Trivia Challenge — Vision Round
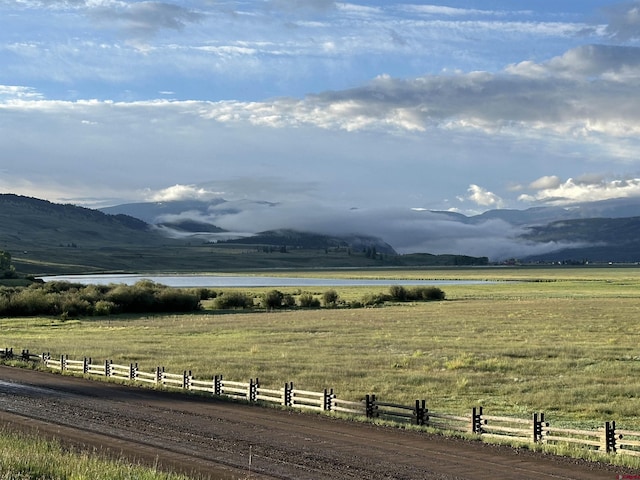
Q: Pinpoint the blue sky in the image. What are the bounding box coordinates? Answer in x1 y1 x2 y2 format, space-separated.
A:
2 1 640 256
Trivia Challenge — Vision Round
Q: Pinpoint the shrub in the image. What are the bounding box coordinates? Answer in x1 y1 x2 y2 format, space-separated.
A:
9 289 56 316
93 300 116 316
154 288 201 312
321 289 339 307
298 293 320 308
361 292 388 306
57 292 92 317
389 285 408 301
283 294 296 308
262 290 284 309
192 288 217 300
213 291 253 309
410 286 445 301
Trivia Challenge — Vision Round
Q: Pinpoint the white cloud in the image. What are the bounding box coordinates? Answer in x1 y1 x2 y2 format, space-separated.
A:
0 85 43 99
147 184 225 202
529 175 562 190
518 177 640 205
467 185 505 208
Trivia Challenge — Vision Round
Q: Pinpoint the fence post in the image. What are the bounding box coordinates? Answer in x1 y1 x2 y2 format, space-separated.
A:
129 363 137 381
155 366 162 384
414 400 427 426
182 370 190 390
284 382 293 407
604 421 617 453
323 389 334 411
21 349 29 361
249 378 258 402
60 355 67 371
105 359 111 377
214 375 222 396
365 394 378 419
533 412 544 442
83 357 88 374
472 406 483 434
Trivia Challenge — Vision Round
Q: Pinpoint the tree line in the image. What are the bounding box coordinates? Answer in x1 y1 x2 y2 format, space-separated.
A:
0 280 445 318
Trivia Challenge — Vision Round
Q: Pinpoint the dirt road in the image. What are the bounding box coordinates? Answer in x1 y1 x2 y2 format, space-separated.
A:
0 366 631 479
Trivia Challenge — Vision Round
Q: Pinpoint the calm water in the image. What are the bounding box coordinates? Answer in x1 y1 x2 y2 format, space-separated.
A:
39 274 492 288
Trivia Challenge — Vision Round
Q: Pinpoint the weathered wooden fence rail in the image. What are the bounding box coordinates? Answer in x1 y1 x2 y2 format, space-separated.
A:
2 347 639 458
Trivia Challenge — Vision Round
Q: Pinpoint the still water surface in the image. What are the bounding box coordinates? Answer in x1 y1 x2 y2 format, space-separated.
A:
39 274 492 288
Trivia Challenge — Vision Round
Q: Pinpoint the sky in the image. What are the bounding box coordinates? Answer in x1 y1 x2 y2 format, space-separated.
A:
2 0 640 258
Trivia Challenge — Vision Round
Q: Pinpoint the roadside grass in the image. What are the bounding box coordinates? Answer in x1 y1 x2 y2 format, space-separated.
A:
3 267 640 432
0 427 194 480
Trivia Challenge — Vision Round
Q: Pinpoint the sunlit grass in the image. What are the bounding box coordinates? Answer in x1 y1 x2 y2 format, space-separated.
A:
3 267 640 432
0 427 193 480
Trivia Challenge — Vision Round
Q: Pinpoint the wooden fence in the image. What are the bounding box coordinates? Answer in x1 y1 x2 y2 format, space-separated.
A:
2 347 640 457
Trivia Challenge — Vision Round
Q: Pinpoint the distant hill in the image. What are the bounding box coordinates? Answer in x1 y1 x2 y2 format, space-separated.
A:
519 217 640 263
101 195 640 264
221 229 397 255
0 194 156 247
0 194 489 274
0 194 184 274
434 197 640 226
7 193 640 272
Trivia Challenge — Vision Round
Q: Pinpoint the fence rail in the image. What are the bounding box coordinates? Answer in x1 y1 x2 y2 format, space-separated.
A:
2 347 639 458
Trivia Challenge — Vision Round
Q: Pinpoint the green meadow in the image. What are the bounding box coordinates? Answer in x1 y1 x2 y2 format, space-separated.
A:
3 266 640 432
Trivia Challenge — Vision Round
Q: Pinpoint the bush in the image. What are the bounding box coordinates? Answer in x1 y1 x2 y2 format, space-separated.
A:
9 289 56 316
262 290 284 309
213 291 253 309
389 285 408 301
93 300 116 316
283 294 296 308
298 293 320 308
57 292 92 317
410 286 445 301
321 289 339 307
154 288 201 312
361 292 388 306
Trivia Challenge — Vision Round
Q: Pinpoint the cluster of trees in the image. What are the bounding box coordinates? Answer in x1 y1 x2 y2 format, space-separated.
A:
360 285 445 306
211 285 445 311
0 280 445 318
0 280 202 318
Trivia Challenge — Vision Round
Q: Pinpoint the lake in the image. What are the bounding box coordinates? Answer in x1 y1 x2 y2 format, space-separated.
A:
39 274 493 288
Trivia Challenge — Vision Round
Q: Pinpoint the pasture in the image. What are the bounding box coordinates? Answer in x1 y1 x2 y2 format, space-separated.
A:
3 266 640 429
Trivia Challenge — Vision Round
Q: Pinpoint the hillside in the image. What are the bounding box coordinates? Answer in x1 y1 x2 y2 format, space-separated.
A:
0 194 488 275
520 217 640 263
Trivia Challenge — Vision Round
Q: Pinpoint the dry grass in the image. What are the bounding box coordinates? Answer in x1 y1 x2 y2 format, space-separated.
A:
4 267 640 431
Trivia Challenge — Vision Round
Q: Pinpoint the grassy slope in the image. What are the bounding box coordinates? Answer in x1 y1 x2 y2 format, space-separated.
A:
4 267 640 431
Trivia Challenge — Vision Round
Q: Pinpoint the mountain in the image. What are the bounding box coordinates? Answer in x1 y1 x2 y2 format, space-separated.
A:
519 216 640 263
434 198 640 226
6 193 640 273
3 194 488 275
100 196 640 264
221 229 397 255
0 194 156 246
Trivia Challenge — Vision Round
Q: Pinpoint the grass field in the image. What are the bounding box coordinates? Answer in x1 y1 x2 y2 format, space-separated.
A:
3 266 640 432
0 427 193 480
